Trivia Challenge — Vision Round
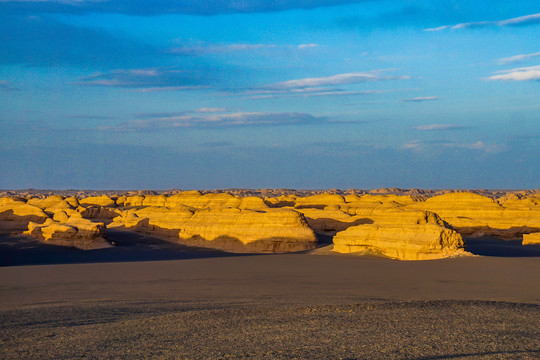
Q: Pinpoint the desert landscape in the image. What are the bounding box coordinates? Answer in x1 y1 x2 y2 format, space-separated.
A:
2 0 540 358
1 188 539 359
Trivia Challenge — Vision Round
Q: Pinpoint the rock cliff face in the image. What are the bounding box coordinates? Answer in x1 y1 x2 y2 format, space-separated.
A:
333 210 466 260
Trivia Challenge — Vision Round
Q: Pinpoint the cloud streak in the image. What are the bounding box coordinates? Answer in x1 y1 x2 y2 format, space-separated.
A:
241 71 410 99
487 65 540 81
413 124 467 131
104 111 329 131
0 80 19 91
404 140 503 153
402 96 438 102
498 52 540 65
263 72 409 90
425 12 540 31
74 67 214 90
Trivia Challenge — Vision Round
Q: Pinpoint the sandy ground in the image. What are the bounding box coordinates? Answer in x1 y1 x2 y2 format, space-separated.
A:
0 232 539 359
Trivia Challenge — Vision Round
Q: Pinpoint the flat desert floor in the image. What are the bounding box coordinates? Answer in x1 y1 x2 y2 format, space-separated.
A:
0 232 539 359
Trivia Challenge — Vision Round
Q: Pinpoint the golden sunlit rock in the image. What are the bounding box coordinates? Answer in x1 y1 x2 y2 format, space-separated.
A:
333 210 467 260
25 215 109 250
177 208 317 252
523 232 540 245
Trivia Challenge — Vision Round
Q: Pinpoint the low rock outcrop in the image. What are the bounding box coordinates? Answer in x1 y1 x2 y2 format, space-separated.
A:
0 201 49 231
26 215 110 250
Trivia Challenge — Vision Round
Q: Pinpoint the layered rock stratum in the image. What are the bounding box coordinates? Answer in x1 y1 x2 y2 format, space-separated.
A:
0 188 538 259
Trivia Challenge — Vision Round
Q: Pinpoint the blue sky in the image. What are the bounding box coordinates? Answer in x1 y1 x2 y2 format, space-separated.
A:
0 0 539 190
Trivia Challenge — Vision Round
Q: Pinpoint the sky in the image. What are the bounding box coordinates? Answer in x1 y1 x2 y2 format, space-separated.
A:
0 0 539 190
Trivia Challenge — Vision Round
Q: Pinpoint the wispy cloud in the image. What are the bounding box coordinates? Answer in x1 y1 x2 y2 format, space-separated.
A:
487 65 540 81
0 80 19 91
412 124 467 131
404 140 503 153
425 12 540 31
297 43 319 49
74 67 213 90
134 108 231 119
103 111 329 131
498 52 540 65
241 71 410 99
168 43 276 56
263 72 409 90
401 96 438 102
168 42 320 56
68 114 117 120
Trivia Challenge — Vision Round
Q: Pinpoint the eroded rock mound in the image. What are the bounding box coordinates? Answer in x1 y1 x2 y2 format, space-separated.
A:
177 208 317 252
333 210 467 260
26 215 110 250
0 201 49 231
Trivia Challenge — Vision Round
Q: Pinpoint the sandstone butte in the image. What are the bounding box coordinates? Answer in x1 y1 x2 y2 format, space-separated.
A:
332 209 466 260
0 189 538 259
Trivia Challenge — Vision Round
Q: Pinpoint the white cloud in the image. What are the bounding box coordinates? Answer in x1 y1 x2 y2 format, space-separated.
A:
425 12 540 31
403 140 503 153
413 124 466 131
239 70 410 99
401 96 438 102
297 43 319 49
265 72 406 90
450 141 503 153
74 67 211 90
498 52 540 65
104 111 328 131
169 43 276 55
487 65 540 81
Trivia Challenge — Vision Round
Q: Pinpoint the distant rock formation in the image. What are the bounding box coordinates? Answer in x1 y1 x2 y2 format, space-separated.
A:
2 189 539 258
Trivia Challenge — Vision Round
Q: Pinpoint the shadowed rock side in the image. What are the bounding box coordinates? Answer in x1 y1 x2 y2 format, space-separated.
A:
333 210 467 260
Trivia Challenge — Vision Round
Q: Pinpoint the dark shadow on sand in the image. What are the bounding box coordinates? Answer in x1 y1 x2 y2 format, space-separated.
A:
0 229 253 267
464 236 540 257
